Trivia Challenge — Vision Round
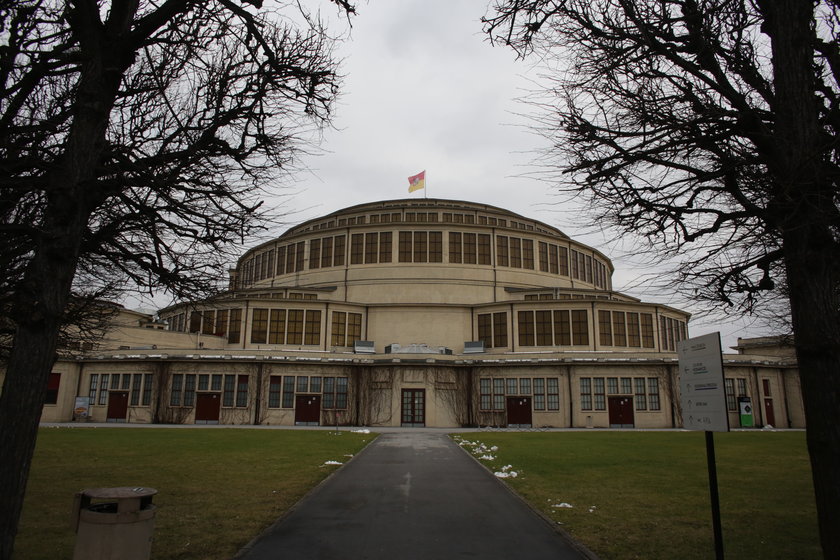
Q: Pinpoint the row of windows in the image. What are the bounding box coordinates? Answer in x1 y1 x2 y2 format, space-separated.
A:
301 209 553 233
170 374 249 407
88 374 154 406
598 310 656 348
170 306 685 351
479 377 561 411
268 376 348 409
237 230 610 288
580 377 661 411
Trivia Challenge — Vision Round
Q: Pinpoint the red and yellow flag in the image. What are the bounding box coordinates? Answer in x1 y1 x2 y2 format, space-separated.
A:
407 170 425 193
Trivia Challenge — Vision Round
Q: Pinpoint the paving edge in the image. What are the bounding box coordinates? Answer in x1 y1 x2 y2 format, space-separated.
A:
450 434 602 560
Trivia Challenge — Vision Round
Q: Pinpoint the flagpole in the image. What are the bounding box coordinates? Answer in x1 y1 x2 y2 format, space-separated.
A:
424 170 428 199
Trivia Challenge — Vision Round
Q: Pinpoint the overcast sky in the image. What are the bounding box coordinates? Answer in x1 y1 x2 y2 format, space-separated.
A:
141 1 773 348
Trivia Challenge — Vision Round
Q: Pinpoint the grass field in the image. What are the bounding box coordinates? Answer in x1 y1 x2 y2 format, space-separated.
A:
16 427 373 560
455 430 820 560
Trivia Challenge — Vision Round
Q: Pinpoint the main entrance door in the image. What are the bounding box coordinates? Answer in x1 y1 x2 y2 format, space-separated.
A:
106 392 128 422
195 393 221 424
401 389 425 427
608 396 634 428
295 394 321 426
763 398 776 427
506 397 533 428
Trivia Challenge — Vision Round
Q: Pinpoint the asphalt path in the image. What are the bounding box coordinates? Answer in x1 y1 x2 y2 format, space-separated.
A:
234 432 595 560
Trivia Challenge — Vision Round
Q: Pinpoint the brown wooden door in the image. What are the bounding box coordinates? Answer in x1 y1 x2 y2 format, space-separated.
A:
106 392 128 422
763 398 776 427
401 389 425 426
195 393 221 424
506 397 532 427
295 394 321 425
608 396 634 428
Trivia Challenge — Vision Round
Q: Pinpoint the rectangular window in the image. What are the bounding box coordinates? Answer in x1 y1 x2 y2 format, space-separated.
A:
449 232 462 263
522 239 534 269
336 377 348 409
304 310 321 345
170 374 183 406
593 377 606 410
211 374 222 391
725 378 736 411
580 377 592 411
463 233 477 264
380 232 392 263
550 310 568 346
269 309 286 344
518 310 535 346
506 378 518 395
480 378 492 411
334 235 346 266
414 231 427 263
310 238 321 269
613 312 627 346
321 237 333 268
478 234 491 265
331 311 347 346
130 374 142 406
429 231 443 262
547 378 560 411
236 375 249 407
510 237 522 268
497 236 509 266
572 310 589 346
648 378 660 410
276 246 286 275
351 233 364 264
198 374 209 391
287 310 304 345
493 378 505 411
323 377 335 409
627 312 641 347
189 311 201 333
215 309 229 338
536 310 552 345
296 376 309 393
223 375 235 407
539 242 549 272
558 246 569 276
184 374 196 407
228 308 242 344
477 313 492 348
399 231 412 262
533 378 545 410
142 374 153 405
251 308 268 344
621 377 633 394
295 241 305 272
635 378 647 411
493 312 508 348
99 374 110 405
607 377 619 394
282 376 295 408
520 378 532 394
269 376 282 408
311 376 322 393
599 310 612 346
641 313 654 348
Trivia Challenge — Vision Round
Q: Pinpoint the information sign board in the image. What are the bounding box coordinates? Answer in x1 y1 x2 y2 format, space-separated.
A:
678 332 729 432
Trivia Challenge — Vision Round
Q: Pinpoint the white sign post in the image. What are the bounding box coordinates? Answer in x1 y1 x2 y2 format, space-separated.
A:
678 332 729 432
678 332 728 560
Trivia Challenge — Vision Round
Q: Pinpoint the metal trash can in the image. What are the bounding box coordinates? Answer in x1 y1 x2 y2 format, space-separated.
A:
71 487 157 560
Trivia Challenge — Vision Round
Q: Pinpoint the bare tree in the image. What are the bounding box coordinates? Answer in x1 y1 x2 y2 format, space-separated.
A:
484 0 840 556
0 1 354 556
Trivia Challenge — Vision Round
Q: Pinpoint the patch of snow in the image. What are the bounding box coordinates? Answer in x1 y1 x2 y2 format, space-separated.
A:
351 429 371 434
323 460 343 465
552 503 574 509
478 454 496 461
588 506 597 513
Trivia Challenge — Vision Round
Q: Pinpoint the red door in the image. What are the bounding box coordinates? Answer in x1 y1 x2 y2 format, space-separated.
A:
763 398 776 427
195 393 221 424
295 395 321 425
608 396 634 428
106 392 129 422
506 397 533 427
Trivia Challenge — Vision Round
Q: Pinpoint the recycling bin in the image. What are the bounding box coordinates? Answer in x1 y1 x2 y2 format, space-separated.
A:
71 487 157 560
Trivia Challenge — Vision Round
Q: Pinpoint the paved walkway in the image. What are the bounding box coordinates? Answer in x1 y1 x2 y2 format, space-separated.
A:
234 432 595 560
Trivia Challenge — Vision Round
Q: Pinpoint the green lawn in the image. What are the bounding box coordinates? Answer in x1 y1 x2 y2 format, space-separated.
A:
455 431 820 560
17 427 373 560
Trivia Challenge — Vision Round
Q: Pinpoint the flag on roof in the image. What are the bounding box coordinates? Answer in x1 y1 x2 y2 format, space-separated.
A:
408 170 425 193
